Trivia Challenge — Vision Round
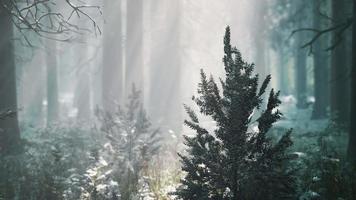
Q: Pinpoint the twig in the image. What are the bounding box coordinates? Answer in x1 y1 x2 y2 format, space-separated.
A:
0 0 102 42
290 18 353 52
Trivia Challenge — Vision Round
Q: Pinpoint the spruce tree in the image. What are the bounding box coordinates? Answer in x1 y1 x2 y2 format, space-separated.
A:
175 27 295 200
96 85 161 200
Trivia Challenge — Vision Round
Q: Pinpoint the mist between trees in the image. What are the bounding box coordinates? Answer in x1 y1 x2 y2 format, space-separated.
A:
0 0 355 199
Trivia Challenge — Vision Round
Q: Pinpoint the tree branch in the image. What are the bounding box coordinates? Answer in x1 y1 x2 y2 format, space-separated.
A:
0 0 102 43
290 18 353 53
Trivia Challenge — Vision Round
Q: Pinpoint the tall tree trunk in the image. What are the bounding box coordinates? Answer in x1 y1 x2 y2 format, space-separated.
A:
347 0 356 164
102 0 123 111
295 32 308 109
0 3 21 153
46 39 59 125
27 54 45 127
253 0 267 79
76 68 91 121
77 72 91 121
330 0 350 125
277 48 289 95
125 0 144 98
312 0 329 119
148 0 182 133
76 32 91 121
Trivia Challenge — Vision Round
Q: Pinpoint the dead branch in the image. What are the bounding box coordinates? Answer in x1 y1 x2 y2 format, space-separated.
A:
290 18 353 53
0 0 102 45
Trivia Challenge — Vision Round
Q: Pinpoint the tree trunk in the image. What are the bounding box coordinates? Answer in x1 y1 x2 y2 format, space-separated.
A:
76 34 91 121
148 0 182 133
295 32 308 109
253 0 268 79
76 70 91 121
102 0 123 111
27 55 45 127
330 0 350 125
125 0 144 98
347 0 356 164
0 3 21 153
23 42 46 127
312 0 329 119
277 48 289 95
46 38 59 125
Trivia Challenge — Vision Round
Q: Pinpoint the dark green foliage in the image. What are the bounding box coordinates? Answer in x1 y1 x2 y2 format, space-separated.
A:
297 124 356 200
0 124 100 200
175 27 296 200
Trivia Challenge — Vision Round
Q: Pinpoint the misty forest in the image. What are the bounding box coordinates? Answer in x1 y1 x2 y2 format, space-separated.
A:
1 0 356 199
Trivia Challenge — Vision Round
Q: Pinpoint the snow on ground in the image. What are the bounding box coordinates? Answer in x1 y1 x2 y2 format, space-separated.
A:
275 95 328 134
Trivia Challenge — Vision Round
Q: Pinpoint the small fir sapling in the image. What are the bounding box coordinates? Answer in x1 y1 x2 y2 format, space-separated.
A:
95 85 161 199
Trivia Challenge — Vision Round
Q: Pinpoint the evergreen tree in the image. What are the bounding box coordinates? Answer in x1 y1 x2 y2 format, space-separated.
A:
175 27 296 200
96 84 161 200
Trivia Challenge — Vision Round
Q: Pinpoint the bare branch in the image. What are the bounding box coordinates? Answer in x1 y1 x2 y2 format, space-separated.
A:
316 0 335 22
290 18 353 52
0 0 102 42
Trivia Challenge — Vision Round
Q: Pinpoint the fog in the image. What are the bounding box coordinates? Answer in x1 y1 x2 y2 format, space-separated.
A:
1 0 355 199
17 0 266 133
